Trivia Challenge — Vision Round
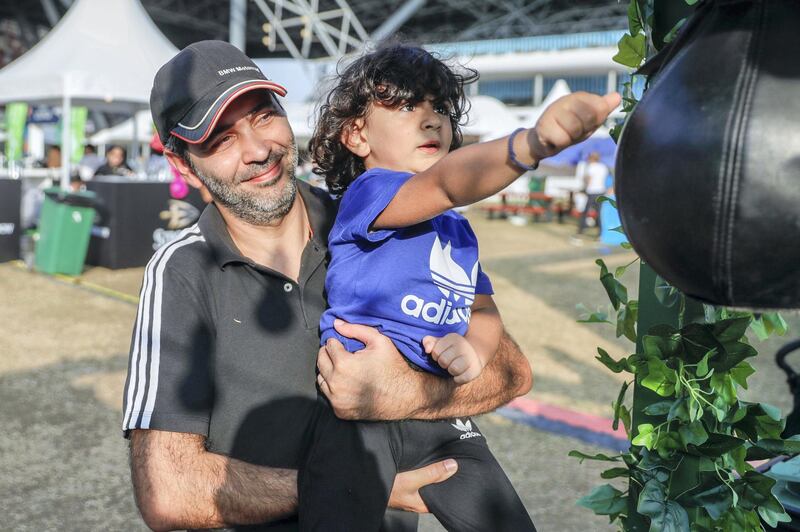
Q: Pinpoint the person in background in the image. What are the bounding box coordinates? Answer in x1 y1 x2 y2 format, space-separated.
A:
44 145 61 168
93 144 133 177
576 151 610 237
79 144 104 172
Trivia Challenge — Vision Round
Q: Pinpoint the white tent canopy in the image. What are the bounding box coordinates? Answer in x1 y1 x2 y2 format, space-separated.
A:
90 110 154 146
0 0 178 186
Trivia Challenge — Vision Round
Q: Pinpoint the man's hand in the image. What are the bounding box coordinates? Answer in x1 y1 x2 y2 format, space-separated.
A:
525 91 621 161
422 333 484 384
318 320 531 421
317 319 413 420
388 460 458 513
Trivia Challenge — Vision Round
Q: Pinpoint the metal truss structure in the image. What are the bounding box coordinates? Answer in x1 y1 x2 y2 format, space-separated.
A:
1 0 627 66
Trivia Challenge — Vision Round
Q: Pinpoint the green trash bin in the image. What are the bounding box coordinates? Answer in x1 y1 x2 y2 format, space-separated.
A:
34 187 97 275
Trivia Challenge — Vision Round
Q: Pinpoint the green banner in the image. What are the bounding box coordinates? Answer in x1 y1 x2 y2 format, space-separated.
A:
4 102 28 162
70 106 88 163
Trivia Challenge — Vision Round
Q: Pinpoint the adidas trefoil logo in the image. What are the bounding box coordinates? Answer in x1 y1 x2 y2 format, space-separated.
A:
430 236 478 305
451 418 481 440
400 236 477 325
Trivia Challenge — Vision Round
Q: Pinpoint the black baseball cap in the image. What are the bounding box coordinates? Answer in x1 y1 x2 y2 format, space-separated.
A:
150 40 287 145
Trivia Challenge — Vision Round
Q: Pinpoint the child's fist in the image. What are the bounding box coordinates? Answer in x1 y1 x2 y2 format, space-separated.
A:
527 91 621 160
422 333 484 385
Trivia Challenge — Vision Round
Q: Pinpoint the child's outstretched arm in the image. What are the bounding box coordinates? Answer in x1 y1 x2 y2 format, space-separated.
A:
373 91 621 229
422 295 502 384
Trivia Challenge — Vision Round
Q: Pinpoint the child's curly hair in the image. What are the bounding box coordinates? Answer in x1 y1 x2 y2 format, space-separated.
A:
310 42 478 196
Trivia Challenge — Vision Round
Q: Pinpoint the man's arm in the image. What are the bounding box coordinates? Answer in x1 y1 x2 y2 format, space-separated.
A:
129 429 297 531
317 320 532 420
130 429 458 530
373 92 620 230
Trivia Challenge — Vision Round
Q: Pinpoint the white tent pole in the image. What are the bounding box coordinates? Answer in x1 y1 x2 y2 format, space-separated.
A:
230 0 247 51
131 107 139 168
61 75 72 190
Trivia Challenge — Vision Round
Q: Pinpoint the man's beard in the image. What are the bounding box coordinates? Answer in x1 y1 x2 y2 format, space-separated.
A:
190 141 299 226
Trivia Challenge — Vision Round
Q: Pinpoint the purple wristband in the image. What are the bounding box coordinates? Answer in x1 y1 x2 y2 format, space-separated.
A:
508 128 538 172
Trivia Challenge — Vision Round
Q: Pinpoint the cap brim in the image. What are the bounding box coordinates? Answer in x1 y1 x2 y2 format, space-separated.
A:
171 79 287 144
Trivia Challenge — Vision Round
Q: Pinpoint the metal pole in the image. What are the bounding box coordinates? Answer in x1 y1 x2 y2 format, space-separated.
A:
131 108 140 172
370 0 426 42
60 77 71 190
230 0 247 51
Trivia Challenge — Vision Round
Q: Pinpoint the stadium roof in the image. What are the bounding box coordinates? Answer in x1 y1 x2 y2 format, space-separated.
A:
1 0 627 65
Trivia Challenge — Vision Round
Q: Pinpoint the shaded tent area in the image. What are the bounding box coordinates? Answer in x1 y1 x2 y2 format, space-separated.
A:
0 0 177 187
541 134 617 172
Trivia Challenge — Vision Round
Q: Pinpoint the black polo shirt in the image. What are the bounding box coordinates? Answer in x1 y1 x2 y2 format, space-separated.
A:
122 180 338 471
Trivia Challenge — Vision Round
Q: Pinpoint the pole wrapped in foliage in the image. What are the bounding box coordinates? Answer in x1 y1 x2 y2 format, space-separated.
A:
572 1 797 530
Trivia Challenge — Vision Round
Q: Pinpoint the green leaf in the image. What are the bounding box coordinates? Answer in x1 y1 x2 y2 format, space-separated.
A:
632 423 657 450
745 313 786 341
613 33 647 68
710 373 737 406
618 404 632 436
612 381 630 431
616 300 638 343
759 402 783 421
597 259 628 310
692 432 744 457
642 357 677 397
654 275 681 308
568 450 622 463
637 479 690 532
763 312 789 337
621 241 633 250
713 317 752 344
730 361 755 389
684 483 733 521
749 317 768 341
595 347 632 373
711 341 757 373
678 421 708 447
627 0 643 35
576 303 612 325
668 397 691 422
600 467 630 480
730 445 750 476
680 324 721 364
662 18 687 45
642 325 681 359
695 350 713 377
733 403 783 440
734 471 776 511
758 504 791 528
656 431 683 459
643 400 673 416
687 394 704 423
718 507 761 530
597 195 617 209
577 484 627 515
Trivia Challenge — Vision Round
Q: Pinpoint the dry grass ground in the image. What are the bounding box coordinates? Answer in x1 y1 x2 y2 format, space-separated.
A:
1 209 797 531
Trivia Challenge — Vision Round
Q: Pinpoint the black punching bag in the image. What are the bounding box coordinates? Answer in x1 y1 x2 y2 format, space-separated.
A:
616 0 800 309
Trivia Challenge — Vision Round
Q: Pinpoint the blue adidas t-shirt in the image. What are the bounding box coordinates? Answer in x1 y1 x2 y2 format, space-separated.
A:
320 168 493 376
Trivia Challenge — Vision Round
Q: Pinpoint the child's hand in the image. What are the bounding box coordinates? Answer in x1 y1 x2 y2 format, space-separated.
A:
527 91 621 160
422 333 484 385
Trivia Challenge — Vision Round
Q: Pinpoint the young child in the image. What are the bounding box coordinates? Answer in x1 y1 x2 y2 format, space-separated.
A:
300 44 619 531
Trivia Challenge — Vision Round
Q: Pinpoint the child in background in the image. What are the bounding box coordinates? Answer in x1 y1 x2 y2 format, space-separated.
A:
300 43 619 531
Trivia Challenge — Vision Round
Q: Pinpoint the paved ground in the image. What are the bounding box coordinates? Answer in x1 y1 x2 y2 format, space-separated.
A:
1 211 797 531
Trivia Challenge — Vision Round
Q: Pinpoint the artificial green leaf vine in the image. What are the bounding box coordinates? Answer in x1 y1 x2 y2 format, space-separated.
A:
572 1 795 530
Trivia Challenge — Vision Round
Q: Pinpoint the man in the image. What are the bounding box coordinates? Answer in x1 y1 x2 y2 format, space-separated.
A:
122 40 532 531
576 151 610 237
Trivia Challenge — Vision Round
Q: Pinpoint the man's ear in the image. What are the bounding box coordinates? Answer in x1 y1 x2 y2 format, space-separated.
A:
340 118 370 158
165 150 203 189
